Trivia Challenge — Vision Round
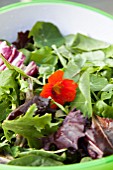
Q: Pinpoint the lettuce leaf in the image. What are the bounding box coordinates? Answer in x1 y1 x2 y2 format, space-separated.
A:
8 150 64 166
2 104 59 148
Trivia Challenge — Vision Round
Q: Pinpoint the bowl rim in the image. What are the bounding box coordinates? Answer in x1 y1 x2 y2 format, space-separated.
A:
0 0 113 21
0 0 113 169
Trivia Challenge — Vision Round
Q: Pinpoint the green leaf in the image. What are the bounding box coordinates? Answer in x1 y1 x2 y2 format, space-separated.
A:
103 44 113 58
101 91 112 101
0 53 28 78
64 60 80 82
0 69 20 119
101 84 113 92
80 157 92 162
2 104 59 148
0 101 11 121
74 50 106 67
29 21 64 47
52 45 67 68
93 100 113 118
30 46 57 65
70 88 87 114
78 71 92 117
19 48 31 65
8 150 64 166
0 53 43 85
39 64 55 77
71 33 109 51
90 74 108 91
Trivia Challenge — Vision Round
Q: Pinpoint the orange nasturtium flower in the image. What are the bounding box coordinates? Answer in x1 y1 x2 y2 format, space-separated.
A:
40 70 78 108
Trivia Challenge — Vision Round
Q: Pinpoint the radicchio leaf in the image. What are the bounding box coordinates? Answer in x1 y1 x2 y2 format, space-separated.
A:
0 41 38 76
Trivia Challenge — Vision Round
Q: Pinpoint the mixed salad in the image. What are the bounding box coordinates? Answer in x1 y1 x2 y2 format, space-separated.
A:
0 21 113 166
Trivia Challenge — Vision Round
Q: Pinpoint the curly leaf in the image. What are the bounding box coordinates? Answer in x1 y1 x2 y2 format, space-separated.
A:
2 104 59 148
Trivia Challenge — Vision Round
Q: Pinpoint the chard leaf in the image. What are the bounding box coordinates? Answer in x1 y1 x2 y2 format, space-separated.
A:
29 22 64 47
2 104 59 148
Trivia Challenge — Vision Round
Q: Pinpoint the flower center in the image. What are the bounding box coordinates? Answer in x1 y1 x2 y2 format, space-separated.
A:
52 82 62 95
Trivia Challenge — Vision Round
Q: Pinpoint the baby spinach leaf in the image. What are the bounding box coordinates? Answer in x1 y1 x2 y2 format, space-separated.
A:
29 22 64 47
71 33 109 51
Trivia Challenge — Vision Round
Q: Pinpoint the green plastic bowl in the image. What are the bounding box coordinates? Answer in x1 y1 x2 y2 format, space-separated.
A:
0 0 113 169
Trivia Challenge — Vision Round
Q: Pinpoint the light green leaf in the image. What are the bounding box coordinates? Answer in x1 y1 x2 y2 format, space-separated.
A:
90 74 108 91
79 71 92 117
8 150 64 166
2 104 59 148
71 33 109 51
64 60 80 82
30 46 58 65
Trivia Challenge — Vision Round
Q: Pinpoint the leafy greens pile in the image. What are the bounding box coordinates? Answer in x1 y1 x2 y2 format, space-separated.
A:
0 21 113 166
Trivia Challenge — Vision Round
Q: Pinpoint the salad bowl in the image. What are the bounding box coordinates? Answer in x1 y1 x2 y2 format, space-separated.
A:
0 0 113 170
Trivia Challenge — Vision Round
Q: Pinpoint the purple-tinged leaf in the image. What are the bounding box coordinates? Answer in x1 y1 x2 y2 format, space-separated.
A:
12 31 33 49
53 109 87 149
85 115 113 158
24 61 38 76
7 95 53 120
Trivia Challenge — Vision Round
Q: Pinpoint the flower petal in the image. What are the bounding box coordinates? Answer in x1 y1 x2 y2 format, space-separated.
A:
50 79 78 105
61 79 78 102
40 70 78 108
40 83 52 98
48 70 64 84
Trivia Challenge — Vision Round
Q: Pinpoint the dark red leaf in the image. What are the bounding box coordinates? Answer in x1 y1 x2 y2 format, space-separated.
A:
85 115 113 158
53 109 87 149
12 31 33 49
7 95 55 120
